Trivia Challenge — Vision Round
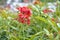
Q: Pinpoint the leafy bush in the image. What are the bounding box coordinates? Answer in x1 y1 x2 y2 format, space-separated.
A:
0 3 60 40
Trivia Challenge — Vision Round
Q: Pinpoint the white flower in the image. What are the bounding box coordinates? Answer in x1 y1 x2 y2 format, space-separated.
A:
7 0 11 4
47 3 56 12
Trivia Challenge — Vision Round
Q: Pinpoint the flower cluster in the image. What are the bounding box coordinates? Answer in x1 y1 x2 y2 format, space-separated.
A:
17 7 31 25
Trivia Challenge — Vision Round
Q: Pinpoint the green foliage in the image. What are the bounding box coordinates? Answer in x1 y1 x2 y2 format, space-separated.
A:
41 0 57 2
0 3 60 40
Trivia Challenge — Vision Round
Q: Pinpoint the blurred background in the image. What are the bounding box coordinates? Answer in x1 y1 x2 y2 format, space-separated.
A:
0 0 59 5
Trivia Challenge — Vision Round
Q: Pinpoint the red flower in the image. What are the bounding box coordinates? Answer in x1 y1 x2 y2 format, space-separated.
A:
21 19 25 23
17 7 31 25
27 18 30 25
24 15 29 18
43 9 52 13
52 18 55 21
